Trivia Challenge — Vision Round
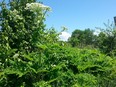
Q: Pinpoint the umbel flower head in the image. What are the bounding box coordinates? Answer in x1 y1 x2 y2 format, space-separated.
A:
25 2 51 12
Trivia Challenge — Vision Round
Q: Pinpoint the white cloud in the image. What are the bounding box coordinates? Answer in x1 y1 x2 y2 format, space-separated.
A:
59 32 71 41
94 29 101 36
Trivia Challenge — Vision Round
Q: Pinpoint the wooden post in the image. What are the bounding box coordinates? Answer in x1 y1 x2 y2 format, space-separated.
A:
114 16 116 26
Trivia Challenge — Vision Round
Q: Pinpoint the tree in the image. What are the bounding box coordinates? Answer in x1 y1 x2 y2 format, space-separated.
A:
69 29 95 47
96 22 116 55
0 0 51 52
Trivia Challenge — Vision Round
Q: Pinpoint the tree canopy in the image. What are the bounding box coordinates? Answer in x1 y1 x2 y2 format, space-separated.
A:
69 29 96 47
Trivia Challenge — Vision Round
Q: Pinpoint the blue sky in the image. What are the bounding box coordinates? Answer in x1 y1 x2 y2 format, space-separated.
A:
42 0 116 33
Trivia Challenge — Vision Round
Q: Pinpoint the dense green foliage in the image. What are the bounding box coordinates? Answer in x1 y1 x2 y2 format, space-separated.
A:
0 0 116 87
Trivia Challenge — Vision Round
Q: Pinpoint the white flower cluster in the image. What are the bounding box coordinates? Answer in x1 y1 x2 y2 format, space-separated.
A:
25 3 51 11
10 9 23 20
10 9 18 16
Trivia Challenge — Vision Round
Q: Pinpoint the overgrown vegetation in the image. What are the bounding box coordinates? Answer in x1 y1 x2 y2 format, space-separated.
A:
69 23 116 56
0 0 116 87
